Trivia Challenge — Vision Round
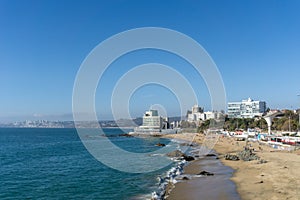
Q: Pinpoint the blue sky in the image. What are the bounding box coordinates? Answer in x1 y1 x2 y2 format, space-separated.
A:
1 0 300 122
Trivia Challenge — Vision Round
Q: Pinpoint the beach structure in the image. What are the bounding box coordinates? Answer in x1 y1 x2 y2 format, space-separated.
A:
263 110 284 134
132 109 179 134
228 98 266 118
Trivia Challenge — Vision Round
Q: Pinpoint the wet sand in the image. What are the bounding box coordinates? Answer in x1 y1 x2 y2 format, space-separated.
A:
167 155 240 200
164 133 300 200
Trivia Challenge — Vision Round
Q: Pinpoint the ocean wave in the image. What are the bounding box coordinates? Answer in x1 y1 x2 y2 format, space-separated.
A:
151 160 186 200
149 153 165 157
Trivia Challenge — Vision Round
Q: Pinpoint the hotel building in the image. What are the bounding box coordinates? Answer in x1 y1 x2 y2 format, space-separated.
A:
228 98 266 118
139 110 163 130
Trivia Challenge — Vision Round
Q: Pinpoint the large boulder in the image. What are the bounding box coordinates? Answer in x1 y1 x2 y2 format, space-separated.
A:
166 150 195 161
238 148 260 161
206 154 217 157
155 143 166 147
197 170 214 176
225 148 260 161
183 155 195 161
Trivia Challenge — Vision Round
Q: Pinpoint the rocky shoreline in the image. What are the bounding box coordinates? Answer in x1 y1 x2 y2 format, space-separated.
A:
151 136 240 200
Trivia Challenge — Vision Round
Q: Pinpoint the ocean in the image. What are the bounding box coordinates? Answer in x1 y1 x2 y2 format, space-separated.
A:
0 128 185 199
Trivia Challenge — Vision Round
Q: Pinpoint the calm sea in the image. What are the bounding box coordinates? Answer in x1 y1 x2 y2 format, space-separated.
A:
0 128 179 199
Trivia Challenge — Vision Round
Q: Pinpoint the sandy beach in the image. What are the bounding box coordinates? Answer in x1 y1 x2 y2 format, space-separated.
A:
164 133 300 200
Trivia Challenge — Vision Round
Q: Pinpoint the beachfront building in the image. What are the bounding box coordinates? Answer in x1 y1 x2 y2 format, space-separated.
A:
228 98 266 118
204 111 218 120
187 105 204 122
187 105 224 122
139 110 163 129
133 109 180 134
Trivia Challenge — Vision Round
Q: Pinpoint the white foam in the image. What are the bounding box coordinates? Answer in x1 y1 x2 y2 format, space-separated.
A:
149 153 165 157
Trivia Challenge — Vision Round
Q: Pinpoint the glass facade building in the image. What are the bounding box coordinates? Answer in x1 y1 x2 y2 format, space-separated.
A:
228 98 266 118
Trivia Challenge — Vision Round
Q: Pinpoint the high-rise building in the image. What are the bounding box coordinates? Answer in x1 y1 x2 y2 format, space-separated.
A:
140 110 163 129
228 98 266 118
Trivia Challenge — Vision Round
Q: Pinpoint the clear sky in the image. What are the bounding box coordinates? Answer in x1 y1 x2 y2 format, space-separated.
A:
1 0 300 122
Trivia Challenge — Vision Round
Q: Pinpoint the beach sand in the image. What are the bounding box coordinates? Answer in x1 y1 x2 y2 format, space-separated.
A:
164 133 300 200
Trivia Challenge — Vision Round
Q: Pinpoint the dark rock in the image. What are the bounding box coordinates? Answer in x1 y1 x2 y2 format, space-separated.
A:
197 171 214 176
166 150 194 161
118 133 133 137
155 143 166 147
182 176 189 180
206 154 217 157
224 154 240 161
183 155 195 161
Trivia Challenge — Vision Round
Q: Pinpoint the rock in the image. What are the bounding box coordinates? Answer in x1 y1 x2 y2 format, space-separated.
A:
180 143 195 147
225 148 260 161
166 150 194 161
183 155 194 161
155 143 166 147
166 150 185 157
197 171 214 176
238 148 260 161
225 154 240 161
180 143 190 146
206 154 217 157
118 133 133 137
182 176 189 180
257 159 267 164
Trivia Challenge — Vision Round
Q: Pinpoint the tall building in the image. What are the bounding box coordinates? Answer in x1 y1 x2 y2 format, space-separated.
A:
187 105 204 122
132 109 179 134
140 110 163 129
228 98 266 118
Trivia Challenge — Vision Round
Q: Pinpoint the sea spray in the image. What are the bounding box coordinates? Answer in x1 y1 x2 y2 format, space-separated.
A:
150 139 202 200
151 160 186 200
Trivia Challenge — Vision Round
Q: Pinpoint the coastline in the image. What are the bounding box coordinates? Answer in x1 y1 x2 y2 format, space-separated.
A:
163 133 300 200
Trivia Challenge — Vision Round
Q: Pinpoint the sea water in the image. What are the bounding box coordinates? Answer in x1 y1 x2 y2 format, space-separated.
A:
0 128 184 199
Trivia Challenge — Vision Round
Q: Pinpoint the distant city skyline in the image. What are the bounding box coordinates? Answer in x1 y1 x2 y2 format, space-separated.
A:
1 0 300 122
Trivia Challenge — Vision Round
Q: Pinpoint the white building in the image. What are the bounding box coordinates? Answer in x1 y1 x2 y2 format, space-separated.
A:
139 110 163 129
187 105 204 122
133 109 180 134
187 105 224 122
204 111 217 120
228 98 266 118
